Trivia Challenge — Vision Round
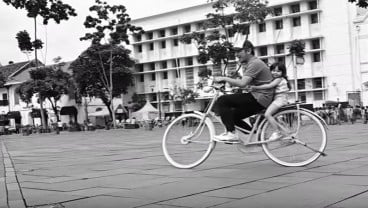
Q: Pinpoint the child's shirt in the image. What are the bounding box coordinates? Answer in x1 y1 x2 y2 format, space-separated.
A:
275 78 289 94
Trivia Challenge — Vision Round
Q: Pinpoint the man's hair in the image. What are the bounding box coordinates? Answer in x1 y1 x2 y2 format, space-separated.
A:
242 40 255 55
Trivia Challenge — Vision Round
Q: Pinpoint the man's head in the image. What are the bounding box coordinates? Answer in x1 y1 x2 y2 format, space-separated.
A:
233 40 255 63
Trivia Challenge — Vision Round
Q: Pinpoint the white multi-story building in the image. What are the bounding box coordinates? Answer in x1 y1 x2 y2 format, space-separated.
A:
128 0 368 115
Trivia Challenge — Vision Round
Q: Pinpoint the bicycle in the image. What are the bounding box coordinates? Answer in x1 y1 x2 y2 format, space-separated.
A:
162 79 328 169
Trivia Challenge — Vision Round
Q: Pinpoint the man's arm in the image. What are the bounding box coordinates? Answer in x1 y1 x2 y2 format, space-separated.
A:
251 78 281 90
217 75 253 88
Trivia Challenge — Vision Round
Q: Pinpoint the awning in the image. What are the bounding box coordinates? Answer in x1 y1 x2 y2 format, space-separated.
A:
31 109 48 118
60 106 78 115
7 111 21 119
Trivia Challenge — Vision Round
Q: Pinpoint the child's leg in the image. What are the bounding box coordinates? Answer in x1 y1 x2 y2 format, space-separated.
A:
264 103 288 133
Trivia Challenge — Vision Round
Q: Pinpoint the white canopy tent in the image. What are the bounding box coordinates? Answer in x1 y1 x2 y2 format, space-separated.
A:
131 101 159 121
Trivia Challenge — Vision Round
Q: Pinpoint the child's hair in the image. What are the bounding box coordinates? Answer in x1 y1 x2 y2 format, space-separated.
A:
270 62 291 90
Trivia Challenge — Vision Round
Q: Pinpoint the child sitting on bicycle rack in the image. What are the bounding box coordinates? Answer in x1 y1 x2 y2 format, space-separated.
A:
248 62 291 140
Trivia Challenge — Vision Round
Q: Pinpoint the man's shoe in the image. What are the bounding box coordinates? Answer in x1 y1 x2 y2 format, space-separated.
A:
268 131 283 141
214 132 239 142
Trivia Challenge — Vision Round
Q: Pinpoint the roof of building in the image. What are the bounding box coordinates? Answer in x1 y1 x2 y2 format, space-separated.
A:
0 61 32 79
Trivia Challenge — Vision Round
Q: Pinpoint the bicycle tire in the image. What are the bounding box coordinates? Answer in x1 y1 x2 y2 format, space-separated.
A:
261 109 327 167
162 113 216 169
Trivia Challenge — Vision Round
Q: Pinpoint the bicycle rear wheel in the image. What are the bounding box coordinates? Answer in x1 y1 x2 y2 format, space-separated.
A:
261 109 327 167
162 113 216 169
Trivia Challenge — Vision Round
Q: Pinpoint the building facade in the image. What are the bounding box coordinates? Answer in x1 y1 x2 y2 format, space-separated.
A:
128 0 368 115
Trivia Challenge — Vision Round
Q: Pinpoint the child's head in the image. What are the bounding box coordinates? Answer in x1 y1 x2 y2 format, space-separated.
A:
270 62 287 79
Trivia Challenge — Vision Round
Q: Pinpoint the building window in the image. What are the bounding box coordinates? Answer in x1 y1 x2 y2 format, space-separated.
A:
137 45 142 53
313 90 323 101
275 44 285 54
299 92 307 103
197 22 204 30
186 57 193 66
275 20 283 30
185 68 194 89
159 30 165 37
297 79 305 90
311 39 320 49
258 22 266 32
292 17 301 27
151 73 156 81
312 52 321 62
310 13 319 24
313 77 323 88
171 27 178 35
227 27 235 37
161 40 166 49
134 34 142 42
137 64 144 72
173 59 180 68
173 38 179 46
277 57 285 65
161 61 167 69
184 24 191 33
150 63 155 71
261 58 269 65
2 93 7 100
149 42 154 50
139 74 144 82
309 0 318 10
259 46 268 56
147 32 153 40
273 7 282 16
290 4 300 13
163 71 168 79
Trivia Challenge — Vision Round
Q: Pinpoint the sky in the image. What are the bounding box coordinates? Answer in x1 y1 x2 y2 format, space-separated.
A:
0 0 204 66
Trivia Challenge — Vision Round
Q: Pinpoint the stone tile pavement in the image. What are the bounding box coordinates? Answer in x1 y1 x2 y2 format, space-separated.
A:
0 123 367 208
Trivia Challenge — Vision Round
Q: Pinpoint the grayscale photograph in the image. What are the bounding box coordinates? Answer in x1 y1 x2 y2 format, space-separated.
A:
1 0 368 207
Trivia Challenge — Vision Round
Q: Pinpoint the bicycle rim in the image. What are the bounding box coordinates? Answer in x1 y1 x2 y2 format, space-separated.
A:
261 110 327 167
162 114 215 169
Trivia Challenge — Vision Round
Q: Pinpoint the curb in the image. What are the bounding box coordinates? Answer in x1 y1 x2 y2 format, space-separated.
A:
1 142 26 208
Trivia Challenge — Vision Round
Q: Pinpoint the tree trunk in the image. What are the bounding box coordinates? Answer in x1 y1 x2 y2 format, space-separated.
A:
34 17 38 65
84 97 89 122
39 96 47 129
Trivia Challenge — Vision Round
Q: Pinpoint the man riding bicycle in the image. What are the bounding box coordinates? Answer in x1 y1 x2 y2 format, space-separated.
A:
213 40 274 142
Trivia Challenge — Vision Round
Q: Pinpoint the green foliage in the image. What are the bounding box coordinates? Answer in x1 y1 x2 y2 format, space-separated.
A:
2 0 77 24
15 30 33 52
70 44 135 106
288 39 305 58
80 0 144 45
349 0 368 8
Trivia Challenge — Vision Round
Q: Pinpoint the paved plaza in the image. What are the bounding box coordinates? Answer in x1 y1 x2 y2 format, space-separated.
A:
1 123 368 208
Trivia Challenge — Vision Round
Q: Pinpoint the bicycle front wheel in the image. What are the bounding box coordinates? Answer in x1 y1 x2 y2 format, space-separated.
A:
261 109 327 167
162 113 216 169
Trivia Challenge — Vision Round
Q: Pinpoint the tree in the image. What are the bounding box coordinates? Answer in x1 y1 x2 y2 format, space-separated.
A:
72 0 144 128
4 0 77 65
180 0 271 76
70 44 135 124
3 0 77 128
349 0 368 8
16 65 72 124
131 93 146 112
